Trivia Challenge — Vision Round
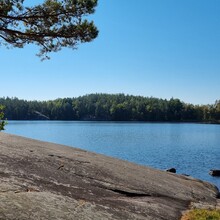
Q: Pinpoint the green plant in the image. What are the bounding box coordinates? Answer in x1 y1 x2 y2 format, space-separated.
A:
0 105 7 131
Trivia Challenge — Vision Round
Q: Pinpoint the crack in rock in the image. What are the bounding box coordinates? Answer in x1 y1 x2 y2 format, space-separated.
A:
106 188 151 197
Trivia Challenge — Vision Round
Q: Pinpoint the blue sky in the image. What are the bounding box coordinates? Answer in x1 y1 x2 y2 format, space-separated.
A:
1 0 220 104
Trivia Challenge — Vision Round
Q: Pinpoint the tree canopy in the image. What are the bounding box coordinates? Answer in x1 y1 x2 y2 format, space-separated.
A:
0 94 220 123
0 0 98 59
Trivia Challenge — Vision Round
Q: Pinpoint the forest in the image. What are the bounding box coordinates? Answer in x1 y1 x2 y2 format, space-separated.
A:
0 94 219 123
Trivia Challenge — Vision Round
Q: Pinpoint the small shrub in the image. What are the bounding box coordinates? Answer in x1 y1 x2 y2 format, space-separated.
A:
0 105 7 131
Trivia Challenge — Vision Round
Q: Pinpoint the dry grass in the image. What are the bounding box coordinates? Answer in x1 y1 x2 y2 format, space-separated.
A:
181 209 220 220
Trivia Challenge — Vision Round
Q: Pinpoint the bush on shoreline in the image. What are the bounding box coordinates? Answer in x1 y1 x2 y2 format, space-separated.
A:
0 105 6 131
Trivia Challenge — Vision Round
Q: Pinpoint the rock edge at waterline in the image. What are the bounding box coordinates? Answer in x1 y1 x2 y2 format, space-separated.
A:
0 132 219 220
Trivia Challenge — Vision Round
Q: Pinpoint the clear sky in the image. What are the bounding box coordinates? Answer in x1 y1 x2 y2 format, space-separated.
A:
1 0 220 104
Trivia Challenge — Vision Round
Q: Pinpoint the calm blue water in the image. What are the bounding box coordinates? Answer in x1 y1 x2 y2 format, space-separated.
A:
4 121 220 189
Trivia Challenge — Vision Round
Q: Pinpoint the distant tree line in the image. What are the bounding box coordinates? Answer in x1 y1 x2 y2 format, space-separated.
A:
0 94 219 123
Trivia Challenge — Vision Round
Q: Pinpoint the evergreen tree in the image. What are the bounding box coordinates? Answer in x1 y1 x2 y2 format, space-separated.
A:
0 0 98 59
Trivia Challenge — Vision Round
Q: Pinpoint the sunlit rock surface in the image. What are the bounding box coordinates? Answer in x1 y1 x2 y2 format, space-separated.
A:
0 133 219 220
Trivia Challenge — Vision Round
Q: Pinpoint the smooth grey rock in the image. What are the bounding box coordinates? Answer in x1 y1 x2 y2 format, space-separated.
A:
0 132 219 220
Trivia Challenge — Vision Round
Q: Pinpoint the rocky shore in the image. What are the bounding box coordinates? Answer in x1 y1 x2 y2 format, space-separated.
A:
0 132 219 220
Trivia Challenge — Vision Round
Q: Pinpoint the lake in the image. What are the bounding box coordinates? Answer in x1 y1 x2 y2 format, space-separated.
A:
4 121 220 189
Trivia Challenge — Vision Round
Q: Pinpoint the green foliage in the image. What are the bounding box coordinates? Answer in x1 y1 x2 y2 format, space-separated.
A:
182 209 220 220
0 0 98 59
0 105 6 131
0 94 219 122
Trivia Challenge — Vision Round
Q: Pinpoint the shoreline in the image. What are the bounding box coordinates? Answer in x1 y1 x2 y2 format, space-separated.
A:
4 122 220 190
4 119 220 124
0 132 219 219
